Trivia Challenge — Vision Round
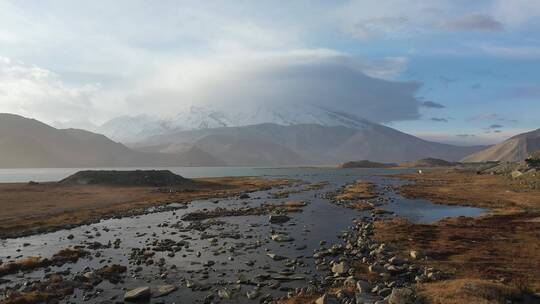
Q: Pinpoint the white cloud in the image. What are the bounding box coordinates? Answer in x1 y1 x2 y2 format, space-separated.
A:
122 50 421 123
0 50 421 125
0 57 101 123
1 0 535 133
492 0 540 26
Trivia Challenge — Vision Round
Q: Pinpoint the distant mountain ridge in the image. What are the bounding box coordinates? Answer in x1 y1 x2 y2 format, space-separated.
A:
0 114 201 168
132 122 486 166
0 113 487 168
462 128 540 162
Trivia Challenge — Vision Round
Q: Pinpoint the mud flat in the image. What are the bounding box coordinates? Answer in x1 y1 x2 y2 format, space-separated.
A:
0 170 290 239
375 169 540 303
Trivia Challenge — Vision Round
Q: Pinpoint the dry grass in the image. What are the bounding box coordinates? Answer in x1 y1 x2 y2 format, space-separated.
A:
0 177 289 238
0 248 88 277
2 274 74 304
374 214 540 293
349 201 375 210
374 170 540 297
0 257 46 276
334 180 377 202
393 170 540 213
417 279 522 304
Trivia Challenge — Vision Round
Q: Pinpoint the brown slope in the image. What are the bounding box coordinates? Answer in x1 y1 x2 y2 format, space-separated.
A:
0 113 199 168
462 128 540 162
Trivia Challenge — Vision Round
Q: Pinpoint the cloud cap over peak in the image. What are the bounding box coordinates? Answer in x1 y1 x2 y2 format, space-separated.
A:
126 51 423 123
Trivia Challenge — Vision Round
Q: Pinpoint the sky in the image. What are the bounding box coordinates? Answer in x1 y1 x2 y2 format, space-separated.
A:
0 0 539 145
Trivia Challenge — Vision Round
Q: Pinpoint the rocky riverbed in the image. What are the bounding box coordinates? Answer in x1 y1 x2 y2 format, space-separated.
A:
0 168 486 304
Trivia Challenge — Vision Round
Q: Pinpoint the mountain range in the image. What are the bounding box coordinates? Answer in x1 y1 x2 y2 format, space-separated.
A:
0 112 490 168
131 121 486 166
92 104 382 142
462 128 540 162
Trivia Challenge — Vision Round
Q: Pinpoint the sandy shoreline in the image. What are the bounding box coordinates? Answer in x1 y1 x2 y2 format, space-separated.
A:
0 176 290 239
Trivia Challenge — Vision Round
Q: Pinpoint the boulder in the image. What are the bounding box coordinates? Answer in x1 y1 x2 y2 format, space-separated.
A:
269 215 291 224
271 234 294 242
409 250 420 259
267 253 287 261
356 280 372 293
368 264 384 273
246 289 260 299
218 288 232 300
124 287 151 302
331 261 349 276
153 285 177 297
343 276 356 289
388 287 415 304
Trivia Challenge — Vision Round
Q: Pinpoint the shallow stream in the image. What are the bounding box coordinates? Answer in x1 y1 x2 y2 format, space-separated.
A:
0 167 485 303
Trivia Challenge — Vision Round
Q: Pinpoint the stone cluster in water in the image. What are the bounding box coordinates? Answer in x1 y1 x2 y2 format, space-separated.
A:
279 217 443 304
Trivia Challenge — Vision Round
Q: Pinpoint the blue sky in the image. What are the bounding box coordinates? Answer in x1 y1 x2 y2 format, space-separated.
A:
0 0 539 145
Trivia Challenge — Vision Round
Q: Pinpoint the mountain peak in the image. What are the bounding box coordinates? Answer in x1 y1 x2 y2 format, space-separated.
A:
98 104 374 142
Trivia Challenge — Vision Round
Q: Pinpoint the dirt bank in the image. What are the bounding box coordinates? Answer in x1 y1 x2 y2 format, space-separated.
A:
0 176 289 239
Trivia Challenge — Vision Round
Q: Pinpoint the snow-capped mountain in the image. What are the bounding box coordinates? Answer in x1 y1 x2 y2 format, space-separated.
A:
98 104 373 142
99 115 173 142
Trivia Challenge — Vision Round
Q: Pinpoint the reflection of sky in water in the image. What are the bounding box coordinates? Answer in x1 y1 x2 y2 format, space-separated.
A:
386 199 484 223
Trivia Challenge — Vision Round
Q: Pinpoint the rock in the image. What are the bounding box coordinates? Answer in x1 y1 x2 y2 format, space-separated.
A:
218 288 232 300
271 234 294 242
356 280 372 293
267 253 287 261
83 271 96 280
388 288 415 304
409 250 420 260
331 261 349 276
378 287 392 297
389 256 405 265
315 294 339 304
511 170 523 178
246 289 260 299
239 193 250 199
124 287 151 301
269 215 291 224
368 264 384 273
153 285 177 298
343 276 356 289
203 260 215 267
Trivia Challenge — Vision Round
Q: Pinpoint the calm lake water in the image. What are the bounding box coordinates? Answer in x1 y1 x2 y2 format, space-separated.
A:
0 167 485 303
0 167 287 183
